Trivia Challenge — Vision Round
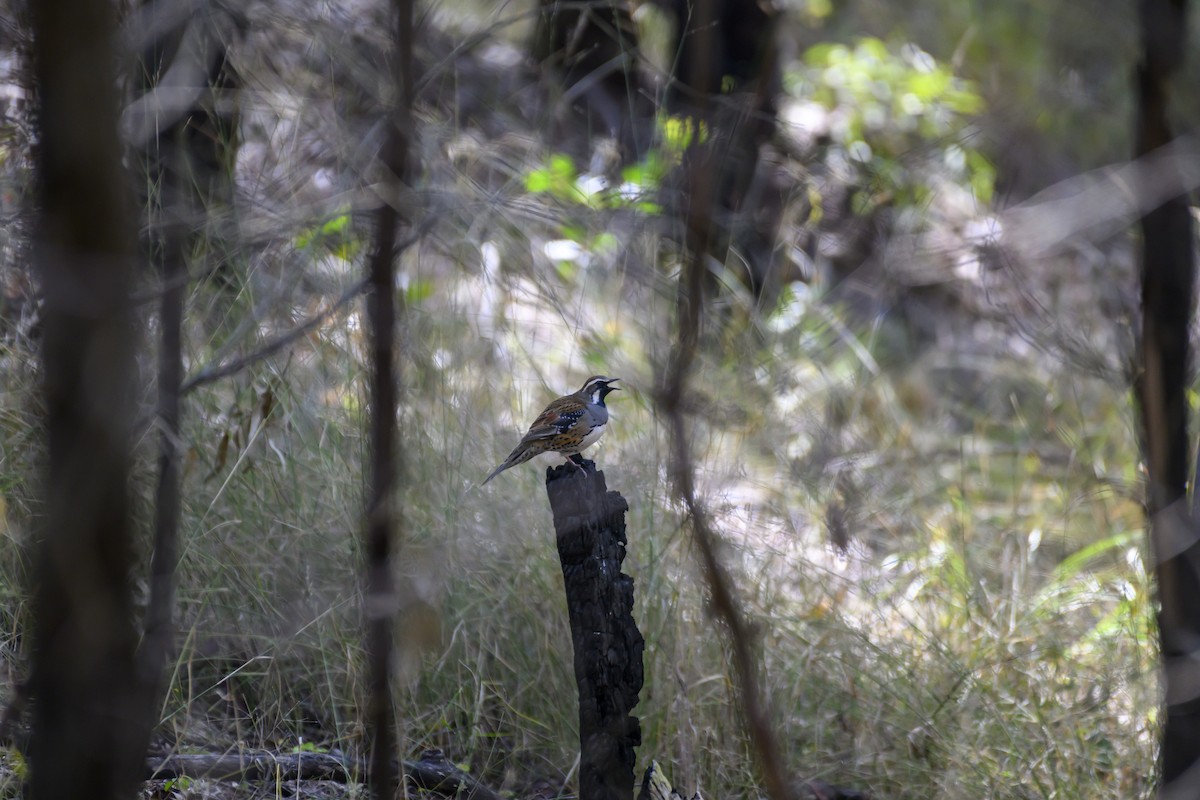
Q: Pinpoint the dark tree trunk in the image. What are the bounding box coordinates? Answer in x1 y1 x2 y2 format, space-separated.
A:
134 23 188 752
532 0 648 157
136 142 185 751
126 0 245 288
28 0 146 797
1132 0 1200 791
364 0 415 797
664 0 783 304
364 141 400 799
545 461 644 800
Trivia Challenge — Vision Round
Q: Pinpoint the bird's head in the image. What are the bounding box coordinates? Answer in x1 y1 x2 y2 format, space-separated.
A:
580 375 620 406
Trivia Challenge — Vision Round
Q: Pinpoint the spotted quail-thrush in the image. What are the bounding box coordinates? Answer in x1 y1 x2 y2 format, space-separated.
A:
482 375 620 484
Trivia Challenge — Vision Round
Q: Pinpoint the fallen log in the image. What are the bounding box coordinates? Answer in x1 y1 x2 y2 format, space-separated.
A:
145 747 503 800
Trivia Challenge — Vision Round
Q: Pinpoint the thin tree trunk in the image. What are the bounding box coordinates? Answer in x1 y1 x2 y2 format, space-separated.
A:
1133 0 1200 794
28 0 146 797
655 3 791 798
138 133 187 745
135 0 247 734
365 0 415 797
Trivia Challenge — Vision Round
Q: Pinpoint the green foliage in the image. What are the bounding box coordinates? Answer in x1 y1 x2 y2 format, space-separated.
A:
790 37 994 208
795 0 834 24
162 776 193 793
523 154 581 203
523 152 662 216
0 747 26 800
522 114 716 222
295 211 361 260
658 115 708 154
747 294 1155 797
405 278 436 306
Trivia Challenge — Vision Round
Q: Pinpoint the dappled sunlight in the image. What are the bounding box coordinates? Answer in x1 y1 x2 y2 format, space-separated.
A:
0 0 1180 797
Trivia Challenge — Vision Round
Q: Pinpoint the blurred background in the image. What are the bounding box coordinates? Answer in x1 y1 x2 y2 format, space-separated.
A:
2 0 1196 796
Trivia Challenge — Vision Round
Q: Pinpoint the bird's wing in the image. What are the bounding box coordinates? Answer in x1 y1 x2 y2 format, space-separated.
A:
481 398 587 485
520 425 560 442
522 403 585 440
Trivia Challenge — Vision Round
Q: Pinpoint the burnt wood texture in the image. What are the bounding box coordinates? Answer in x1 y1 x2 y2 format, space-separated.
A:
546 460 644 800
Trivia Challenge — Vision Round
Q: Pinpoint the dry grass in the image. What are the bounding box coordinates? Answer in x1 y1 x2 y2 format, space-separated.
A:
0 3 1162 799
0 266 1161 798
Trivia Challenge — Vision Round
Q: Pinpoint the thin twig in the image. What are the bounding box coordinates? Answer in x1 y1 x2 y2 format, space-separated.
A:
177 218 433 397
178 276 368 396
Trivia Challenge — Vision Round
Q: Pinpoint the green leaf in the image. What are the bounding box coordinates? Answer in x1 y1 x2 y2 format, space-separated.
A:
968 149 996 204
164 777 193 792
855 37 888 62
1052 532 1139 585
525 153 580 201
906 69 952 102
549 153 575 179
593 232 619 253
944 87 985 115
554 259 577 280
660 115 708 153
525 169 552 193
405 278 435 305
320 213 350 237
295 210 356 254
804 42 839 66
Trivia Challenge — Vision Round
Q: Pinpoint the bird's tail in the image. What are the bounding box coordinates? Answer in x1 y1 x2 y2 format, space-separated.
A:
481 461 509 485
481 446 535 484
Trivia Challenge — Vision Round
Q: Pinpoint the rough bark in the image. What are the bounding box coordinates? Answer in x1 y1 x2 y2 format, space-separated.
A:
1133 0 1200 793
28 0 146 796
545 460 644 800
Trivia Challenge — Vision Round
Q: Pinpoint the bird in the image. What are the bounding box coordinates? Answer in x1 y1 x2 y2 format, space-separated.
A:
482 375 620 484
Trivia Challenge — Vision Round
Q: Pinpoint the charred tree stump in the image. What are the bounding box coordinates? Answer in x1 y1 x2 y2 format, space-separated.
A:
545 460 644 800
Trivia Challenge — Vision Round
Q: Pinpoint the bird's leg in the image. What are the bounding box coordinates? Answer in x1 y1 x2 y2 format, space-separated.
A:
566 454 586 471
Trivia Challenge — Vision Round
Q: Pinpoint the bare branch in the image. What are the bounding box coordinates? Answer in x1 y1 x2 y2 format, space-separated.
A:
179 276 369 396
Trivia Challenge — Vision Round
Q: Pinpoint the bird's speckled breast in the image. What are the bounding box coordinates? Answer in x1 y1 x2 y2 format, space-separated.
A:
577 422 606 450
547 422 605 455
